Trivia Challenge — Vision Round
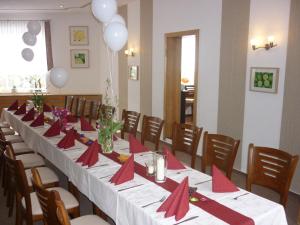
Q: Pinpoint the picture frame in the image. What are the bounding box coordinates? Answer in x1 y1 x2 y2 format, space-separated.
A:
250 67 279 93
129 65 139 80
70 49 89 68
69 26 89 45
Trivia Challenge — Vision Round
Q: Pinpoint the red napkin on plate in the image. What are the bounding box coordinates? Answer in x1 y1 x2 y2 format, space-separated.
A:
66 115 78 123
129 134 148 153
30 113 44 127
14 103 26 115
43 103 52 112
76 140 99 167
80 117 95 131
43 120 61 137
21 108 35 121
157 177 189 221
110 154 134 185
8 100 18 111
57 128 75 149
163 146 185 170
212 165 239 192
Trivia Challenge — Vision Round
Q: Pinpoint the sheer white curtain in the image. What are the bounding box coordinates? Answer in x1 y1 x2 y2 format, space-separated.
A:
0 20 48 93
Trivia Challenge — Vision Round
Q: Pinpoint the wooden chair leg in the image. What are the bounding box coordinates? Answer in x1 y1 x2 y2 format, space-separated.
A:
8 189 15 217
92 203 108 221
15 194 22 225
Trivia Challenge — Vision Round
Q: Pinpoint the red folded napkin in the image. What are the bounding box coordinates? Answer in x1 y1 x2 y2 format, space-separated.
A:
43 120 61 137
21 108 35 121
57 128 75 149
110 154 134 185
163 146 185 170
43 103 52 112
8 100 18 111
66 115 78 123
157 177 189 221
212 165 239 192
80 117 95 131
14 103 26 115
76 140 99 167
129 134 148 153
30 113 44 127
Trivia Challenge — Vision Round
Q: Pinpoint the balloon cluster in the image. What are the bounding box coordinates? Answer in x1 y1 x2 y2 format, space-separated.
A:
21 21 41 62
92 0 128 52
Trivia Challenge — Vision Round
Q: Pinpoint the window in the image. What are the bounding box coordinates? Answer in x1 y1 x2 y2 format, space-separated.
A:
181 35 196 85
0 20 48 93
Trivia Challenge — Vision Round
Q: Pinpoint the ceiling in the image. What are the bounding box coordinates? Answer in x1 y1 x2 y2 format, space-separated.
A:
0 0 135 11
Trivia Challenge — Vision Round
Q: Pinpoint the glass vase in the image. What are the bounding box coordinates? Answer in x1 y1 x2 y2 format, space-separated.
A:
101 134 114 154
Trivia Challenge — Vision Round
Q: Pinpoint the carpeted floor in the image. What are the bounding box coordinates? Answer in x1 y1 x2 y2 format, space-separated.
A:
0 138 299 225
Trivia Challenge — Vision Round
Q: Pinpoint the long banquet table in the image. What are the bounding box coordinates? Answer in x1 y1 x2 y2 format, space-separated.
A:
1 109 288 225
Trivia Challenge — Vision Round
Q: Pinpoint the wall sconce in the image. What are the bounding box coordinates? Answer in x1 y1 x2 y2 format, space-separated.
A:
251 36 277 51
125 48 135 56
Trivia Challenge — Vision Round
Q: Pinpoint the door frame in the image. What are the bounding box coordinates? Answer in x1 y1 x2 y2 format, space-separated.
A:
163 29 200 139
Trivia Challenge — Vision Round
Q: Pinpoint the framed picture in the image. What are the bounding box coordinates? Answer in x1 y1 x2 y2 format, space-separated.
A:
129 65 139 80
69 26 89 45
70 49 89 68
250 67 279 93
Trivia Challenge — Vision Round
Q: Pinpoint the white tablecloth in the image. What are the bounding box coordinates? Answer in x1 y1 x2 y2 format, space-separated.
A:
1 109 288 225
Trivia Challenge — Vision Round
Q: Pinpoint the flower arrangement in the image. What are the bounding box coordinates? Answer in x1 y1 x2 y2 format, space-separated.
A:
52 108 69 129
31 77 44 112
97 79 123 153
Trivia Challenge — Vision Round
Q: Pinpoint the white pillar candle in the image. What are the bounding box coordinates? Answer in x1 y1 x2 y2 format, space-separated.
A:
156 156 165 181
147 165 154 174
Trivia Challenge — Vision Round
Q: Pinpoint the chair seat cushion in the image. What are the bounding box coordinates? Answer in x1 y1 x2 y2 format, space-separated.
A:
25 167 59 187
71 215 109 225
16 153 45 169
5 135 23 143
2 127 15 135
11 142 33 154
0 121 10 128
22 187 79 216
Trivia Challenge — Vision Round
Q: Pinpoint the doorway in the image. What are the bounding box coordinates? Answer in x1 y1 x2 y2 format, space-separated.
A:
164 30 199 139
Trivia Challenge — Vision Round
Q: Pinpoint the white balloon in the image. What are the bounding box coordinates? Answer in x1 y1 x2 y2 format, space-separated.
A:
92 0 117 23
104 22 128 52
21 48 34 61
22 32 37 46
49 67 69 88
27 21 41 35
108 14 126 25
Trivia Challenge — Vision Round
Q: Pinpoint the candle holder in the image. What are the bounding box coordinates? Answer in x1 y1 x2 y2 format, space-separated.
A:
155 153 167 183
145 152 155 176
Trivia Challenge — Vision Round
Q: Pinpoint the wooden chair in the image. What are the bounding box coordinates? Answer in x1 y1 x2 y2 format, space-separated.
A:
0 127 23 144
31 168 81 225
121 109 141 139
201 132 240 179
246 144 299 207
65 96 74 112
76 98 86 118
88 101 102 124
14 159 79 225
172 123 202 169
55 192 109 225
141 115 164 150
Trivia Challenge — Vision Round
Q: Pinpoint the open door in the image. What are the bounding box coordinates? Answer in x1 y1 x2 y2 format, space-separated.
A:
164 30 199 139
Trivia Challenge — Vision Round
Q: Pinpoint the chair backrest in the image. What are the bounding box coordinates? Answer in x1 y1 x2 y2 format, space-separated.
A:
88 101 101 122
100 104 115 120
201 132 240 179
246 144 299 207
141 115 164 150
14 159 33 224
55 194 71 225
4 148 17 187
172 123 202 168
71 97 79 116
31 168 59 225
76 98 86 117
84 100 93 121
121 109 141 139
65 96 74 112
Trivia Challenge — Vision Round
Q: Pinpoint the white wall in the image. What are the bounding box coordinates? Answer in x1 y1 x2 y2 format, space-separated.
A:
241 0 290 171
127 0 141 113
0 11 108 95
152 0 222 153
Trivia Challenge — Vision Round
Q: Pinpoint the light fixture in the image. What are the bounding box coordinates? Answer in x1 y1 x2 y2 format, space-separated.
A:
59 4 64 9
251 36 277 51
124 48 135 56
